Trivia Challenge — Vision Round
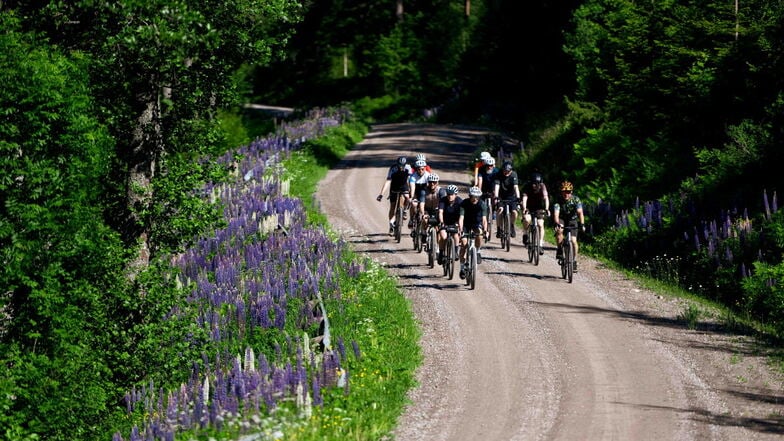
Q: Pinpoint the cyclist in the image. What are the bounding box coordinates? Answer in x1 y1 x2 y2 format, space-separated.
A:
493 161 521 238
419 173 446 240
408 159 431 228
521 172 550 252
458 186 488 279
377 156 413 235
553 180 586 272
476 157 498 239
472 151 492 185
438 184 462 265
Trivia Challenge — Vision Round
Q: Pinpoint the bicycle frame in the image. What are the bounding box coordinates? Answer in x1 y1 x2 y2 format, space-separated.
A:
498 199 515 252
527 209 547 266
442 225 459 280
391 191 407 243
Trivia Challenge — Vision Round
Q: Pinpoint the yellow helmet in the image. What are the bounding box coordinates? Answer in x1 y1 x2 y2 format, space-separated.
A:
559 181 574 192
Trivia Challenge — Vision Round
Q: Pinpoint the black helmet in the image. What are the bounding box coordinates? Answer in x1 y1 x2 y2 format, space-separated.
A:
531 173 543 184
397 156 407 166
502 162 513 172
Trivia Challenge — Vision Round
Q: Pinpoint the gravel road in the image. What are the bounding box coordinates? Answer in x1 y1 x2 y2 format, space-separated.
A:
315 122 784 441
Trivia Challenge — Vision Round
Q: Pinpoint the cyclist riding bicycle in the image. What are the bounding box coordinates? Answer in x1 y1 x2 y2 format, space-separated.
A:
420 173 446 238
377 156 413 235
493 161 521 238
472 151 492 185
458 186 488 279
521 172 550 251
408 159 432 228
553 180 586 272
438 184 462 265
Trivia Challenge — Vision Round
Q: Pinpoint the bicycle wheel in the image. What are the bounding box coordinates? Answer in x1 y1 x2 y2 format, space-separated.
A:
504 209 511 252
567 239 575 283
564 240 573 282
445 236 455 279
527 225 535 263
469 245 477 289
485 199 493 243
394 202 403 243
560 243 568 279
412 218 420 251
428 227 437 268
532 224 540 266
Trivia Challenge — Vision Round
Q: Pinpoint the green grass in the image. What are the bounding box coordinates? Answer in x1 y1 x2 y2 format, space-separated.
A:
271 115 422 440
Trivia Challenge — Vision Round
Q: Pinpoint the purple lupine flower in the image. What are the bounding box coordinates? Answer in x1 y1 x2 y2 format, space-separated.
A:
764 189 771 220
352 340 361 360
773 191 778 213
725 246 733 263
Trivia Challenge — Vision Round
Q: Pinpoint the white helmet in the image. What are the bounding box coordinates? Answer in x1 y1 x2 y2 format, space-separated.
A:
480 151 491 160
415 159 427 168
416 153 427 162
468 186 482 197
483 157 495 166
427 173 440 182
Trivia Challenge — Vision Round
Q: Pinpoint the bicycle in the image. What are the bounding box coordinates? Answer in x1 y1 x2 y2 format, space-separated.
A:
411 212 422 251
424 217 439 268
558 225 577 283
460 230 479 290
482 192 495 242
441 224 459 279
526 209 548 266
496 199 516 252
390 190 407 243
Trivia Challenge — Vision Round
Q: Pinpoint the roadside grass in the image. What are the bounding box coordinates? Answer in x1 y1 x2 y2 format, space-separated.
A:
274 115 422 440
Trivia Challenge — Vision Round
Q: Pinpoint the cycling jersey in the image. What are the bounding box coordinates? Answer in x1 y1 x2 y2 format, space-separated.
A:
477 167 498 195
439 195 463 225
522 181 549 211
460 198 487 229
424 187 447 216
409 169 431 202
553 194 583 224
494 171 519 200
386 164 412 193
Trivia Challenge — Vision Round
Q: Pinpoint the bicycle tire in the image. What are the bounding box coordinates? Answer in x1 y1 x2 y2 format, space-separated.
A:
446 236 455 279
428 227 437 268
485 198 493 243
394 201 403 243
504 207 511 252
560 242 568 279
532 224 541 266
567 235 575 283
412 218 420 251
469 245 477 289
527 225 535 263
563 232 573 283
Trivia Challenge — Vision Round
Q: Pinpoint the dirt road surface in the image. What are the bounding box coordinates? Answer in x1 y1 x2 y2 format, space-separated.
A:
315 123 784 441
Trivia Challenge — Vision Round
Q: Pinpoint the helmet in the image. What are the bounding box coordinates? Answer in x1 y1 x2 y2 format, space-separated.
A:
480 151 491 160
483 157 495 166
416 153 427 162
397 156 407 166
468 186 482 197
502 162 513 172
531 173 543 184
446 184 458 195
560 181 574 192
427 173 440 182
415 159 427 168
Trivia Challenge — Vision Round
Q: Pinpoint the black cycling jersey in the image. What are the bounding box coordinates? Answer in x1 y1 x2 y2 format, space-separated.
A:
386 164 412 193
460 198 487 229
478 167 498 195
494 171 519 200
439 195 463 225
522 181 549 211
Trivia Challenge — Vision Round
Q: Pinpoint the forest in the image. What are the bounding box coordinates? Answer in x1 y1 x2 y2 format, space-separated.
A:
1 1 783 440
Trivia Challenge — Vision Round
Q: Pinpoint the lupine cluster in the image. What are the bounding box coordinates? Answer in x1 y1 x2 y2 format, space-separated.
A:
114 107 363 441
586 189 779 301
